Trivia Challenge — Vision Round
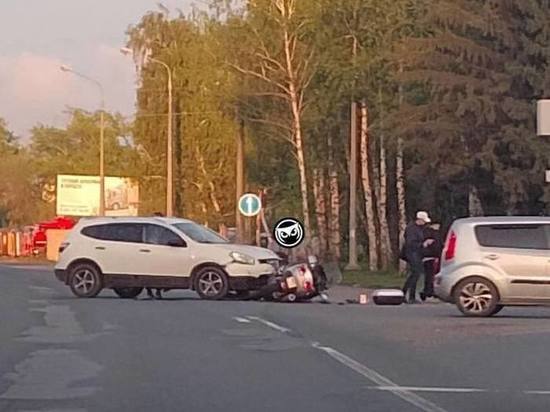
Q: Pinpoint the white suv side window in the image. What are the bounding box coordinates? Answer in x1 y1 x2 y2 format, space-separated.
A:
82 223 143 243
109 224 143 243
143 224 186 247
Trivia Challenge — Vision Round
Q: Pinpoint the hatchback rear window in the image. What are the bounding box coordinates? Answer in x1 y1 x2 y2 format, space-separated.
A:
475 224 549 250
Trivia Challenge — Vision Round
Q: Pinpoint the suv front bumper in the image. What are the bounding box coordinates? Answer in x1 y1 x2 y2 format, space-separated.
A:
228 276 271 291
226 261 278 278
225 261 278 291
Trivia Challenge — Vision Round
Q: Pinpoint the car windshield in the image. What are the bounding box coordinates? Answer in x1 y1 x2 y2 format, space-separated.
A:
172 222 229 244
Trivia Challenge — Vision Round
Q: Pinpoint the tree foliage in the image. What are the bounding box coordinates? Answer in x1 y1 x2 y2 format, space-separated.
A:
395 0 550 220
1 0 549 268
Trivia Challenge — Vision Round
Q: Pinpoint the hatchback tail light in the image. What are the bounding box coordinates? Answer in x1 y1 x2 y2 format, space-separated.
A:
444 231 457 261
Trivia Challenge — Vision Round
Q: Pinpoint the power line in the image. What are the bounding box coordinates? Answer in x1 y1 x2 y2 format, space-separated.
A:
123 110 225 120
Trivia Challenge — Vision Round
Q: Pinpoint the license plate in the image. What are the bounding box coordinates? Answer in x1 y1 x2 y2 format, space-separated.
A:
285 277 297 289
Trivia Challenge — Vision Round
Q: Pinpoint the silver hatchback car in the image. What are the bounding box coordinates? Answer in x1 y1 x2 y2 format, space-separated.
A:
435 216 550 317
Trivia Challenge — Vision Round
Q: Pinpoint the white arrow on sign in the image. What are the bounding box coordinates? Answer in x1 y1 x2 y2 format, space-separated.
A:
238 193 262 217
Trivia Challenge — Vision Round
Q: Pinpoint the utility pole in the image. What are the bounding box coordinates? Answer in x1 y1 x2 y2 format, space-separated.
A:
99 109 105 216
346 35 360 270
255 190 262 246
236 117 245 242
60 64 106 216
166 66 173 217
119 48 173 216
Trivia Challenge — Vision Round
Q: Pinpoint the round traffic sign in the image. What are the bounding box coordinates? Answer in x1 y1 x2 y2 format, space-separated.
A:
238 193 262 217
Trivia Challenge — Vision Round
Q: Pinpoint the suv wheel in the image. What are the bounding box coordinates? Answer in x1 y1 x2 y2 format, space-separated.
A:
454 277 499 317
69 263 103 298
194 267 229 300
113 287 143 299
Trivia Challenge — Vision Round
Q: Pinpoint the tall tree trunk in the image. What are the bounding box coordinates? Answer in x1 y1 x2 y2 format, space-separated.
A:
313 168 328 255
293 116 311 242
196 147 222 221
397 63 407 273
468 185 484 216
283 24 311 242
396 137 407 273
327 134 341 260
377 88 393 269
360 100 378 271
378 133 393 269
235 117 245 242
372 134 381 266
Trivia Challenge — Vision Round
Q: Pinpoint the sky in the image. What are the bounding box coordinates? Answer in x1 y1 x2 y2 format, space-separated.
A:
0 0 197 140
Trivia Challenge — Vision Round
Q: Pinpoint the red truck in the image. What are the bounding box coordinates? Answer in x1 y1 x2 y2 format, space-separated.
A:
32 217 76 253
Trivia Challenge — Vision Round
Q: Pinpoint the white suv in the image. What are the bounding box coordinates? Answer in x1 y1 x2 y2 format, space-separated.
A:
54 217 281 300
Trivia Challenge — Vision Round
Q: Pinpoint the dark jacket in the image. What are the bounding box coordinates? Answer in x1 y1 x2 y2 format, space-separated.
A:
423 227 443 259
402 222 425 263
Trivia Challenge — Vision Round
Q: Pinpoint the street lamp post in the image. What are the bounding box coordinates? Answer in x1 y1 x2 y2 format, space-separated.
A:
120 48 174 217
60 65 106 216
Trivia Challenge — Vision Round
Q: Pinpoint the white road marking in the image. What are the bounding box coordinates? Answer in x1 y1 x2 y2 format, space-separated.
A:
311 342 447 412
372 386 487 393
246 316 291 333
244 319 550 406
233 316 251 323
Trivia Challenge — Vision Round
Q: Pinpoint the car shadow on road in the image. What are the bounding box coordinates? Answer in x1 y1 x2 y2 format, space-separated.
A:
446 313 550 319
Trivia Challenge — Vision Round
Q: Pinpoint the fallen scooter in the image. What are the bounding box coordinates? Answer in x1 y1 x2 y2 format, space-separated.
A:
245 256 329 303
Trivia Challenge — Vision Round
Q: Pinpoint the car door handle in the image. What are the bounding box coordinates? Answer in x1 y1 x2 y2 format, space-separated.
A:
485 254 499 260
95 246 106 250
139 249 151 253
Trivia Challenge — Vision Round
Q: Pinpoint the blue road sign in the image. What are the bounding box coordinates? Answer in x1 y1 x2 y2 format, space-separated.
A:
238 193 262 217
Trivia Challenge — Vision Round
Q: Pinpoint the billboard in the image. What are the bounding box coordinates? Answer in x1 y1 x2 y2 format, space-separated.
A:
56 175 139 217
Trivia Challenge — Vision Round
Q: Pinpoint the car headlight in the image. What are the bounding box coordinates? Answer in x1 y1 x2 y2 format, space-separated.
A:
230 251 255 265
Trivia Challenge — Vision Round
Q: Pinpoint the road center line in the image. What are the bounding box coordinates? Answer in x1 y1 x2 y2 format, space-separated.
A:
246 316 291 333
372 386 487 393
311 342 447 412
233 316 251 323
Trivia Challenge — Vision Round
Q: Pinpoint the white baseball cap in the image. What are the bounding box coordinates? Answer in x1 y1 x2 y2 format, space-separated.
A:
416 211 431 223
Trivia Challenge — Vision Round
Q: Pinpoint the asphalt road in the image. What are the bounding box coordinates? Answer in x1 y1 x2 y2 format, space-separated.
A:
2 264 550 412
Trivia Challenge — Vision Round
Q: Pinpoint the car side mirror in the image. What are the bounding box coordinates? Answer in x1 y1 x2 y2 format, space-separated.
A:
168 239 186 248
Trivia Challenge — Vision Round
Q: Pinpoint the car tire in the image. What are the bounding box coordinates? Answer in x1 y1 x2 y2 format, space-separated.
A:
69 263 103 298
453 277 499 317
113 287 143 299
194 266 229 300
490 305 504 316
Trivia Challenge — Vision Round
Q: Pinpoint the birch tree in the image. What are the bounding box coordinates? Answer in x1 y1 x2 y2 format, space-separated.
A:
327 134 341 260
359 101 378 270
375 88 394 269
225 0 316 240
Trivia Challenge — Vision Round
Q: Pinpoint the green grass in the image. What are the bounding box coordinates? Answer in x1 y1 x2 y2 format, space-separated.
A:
341 267 405 289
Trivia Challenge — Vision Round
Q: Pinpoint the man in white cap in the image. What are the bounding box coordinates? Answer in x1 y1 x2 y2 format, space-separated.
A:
401 211 433 303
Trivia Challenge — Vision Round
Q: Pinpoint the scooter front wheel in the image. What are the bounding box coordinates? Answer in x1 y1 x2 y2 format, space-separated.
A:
285 293 297 302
